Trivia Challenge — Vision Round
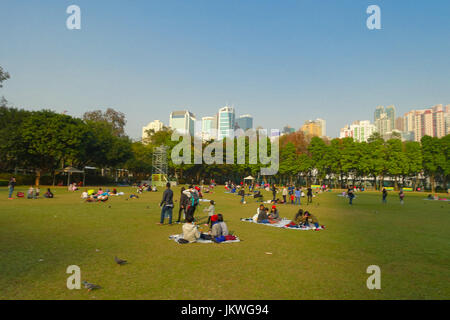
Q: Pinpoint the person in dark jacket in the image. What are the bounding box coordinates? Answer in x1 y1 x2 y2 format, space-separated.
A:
8 177 16 199
257 207 269 224
382 188 388 204
307 187 313 204
158 182 174 225
271 184 277 201
176 187 189 223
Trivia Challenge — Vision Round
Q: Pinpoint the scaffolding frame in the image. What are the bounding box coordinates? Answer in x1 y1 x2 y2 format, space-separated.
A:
152 145 168 186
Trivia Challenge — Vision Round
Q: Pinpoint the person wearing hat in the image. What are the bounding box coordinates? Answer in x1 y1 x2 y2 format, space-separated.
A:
268 205 280 223
210 214 229 239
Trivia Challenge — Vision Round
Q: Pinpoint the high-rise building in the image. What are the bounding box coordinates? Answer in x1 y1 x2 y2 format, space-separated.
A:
235 114 253 132
169 110 196 136
395 117 404 131
385 105 396 130
142 120 164 142
401 104 449 141
339 120 377 142
300 120 322 137
282 125 296 134
217 106 235 140
201 116 216 141
316 118 327 137
374 106 385 122
374 105 395 137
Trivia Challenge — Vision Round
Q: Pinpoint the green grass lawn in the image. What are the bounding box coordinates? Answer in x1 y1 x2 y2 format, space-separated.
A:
0 186 449 300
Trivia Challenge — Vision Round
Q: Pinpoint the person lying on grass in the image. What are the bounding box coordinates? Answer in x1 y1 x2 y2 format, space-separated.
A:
268 205 280 223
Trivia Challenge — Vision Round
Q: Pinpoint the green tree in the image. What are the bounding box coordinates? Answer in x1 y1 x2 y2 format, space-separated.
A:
421 135 445 192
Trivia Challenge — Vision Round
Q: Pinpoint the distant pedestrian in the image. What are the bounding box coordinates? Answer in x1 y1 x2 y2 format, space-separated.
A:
348 187 355 205
271 184 277 201
399 189 405 205
295 188 301 205
382 188 388 204
307 187 313 204
8 177 16 199
282 186 288 203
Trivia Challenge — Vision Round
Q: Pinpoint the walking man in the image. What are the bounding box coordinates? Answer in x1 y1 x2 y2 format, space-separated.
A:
307 186 313 204
382 188 388 204
158 182 174 225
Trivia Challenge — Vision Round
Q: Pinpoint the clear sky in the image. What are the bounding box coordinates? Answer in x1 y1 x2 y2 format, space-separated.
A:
1 0 449 139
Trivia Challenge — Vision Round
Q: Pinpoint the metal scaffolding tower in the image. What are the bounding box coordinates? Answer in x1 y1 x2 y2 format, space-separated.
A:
152 145 168 186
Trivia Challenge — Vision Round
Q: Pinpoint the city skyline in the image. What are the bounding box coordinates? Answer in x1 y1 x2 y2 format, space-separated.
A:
1 1 450 139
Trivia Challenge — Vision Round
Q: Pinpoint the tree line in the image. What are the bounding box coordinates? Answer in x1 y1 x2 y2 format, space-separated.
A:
0 66 448 191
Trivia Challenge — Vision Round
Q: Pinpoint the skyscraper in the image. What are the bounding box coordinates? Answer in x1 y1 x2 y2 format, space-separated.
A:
300 120 322 137
169 110 196 136
201 116 216 141
217 106 235 140
339 120 376 142
316 118 327 137
235 114 253 132
385 105 396 130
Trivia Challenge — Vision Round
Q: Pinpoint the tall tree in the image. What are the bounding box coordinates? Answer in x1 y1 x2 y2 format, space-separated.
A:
83 108 127 137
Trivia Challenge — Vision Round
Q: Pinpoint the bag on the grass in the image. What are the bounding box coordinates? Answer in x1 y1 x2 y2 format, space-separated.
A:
17 192 25 198
214 236 226 243
177 238 190 244
225 235 236 241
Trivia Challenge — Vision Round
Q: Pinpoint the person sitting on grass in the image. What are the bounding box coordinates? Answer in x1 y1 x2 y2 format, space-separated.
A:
268 205 280 223
44 188 54 198
303 211 320 229
285 209 304 228
182 215 201 243
81 190 89 199
27 186 35 199
257 206 270 224
210 214 229 242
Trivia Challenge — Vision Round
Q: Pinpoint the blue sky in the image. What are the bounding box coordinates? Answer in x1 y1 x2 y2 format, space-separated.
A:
1 0 449 139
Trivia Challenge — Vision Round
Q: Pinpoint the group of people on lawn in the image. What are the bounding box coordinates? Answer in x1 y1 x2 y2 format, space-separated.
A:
159 182 235 243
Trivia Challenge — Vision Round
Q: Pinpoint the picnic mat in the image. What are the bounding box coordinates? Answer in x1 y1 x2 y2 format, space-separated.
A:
240 218 324 230
169 234 241 244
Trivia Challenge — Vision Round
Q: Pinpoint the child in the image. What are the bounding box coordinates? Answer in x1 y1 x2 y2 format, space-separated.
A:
204 200 216 227
210 214 229 242
290 194 295 205
399 189 405 205
27 186 35 199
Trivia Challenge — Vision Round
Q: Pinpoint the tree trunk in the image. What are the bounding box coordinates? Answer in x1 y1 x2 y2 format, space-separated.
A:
35 170 41 186
431 174 435 193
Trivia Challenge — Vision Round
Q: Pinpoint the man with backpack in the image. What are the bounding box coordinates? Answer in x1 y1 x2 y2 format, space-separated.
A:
183 185 199 221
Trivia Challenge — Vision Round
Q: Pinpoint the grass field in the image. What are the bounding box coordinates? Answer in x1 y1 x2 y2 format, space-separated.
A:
0 186 449 300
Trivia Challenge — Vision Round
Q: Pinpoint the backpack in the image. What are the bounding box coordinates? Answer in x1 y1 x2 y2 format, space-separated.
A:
178 238 190 244
191 191 199 206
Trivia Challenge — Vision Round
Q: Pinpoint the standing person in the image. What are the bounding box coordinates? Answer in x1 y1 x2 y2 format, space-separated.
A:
184 185 199 221
399 189 405 205
282 186 288 204
307 186 313 204
295 187 301 205
158 182 174 225
272 184 277 201
176 187 189 223
204 200 216 227
382 188 388 204
348 187 355 205
7 177 16 200
238 188 245 204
